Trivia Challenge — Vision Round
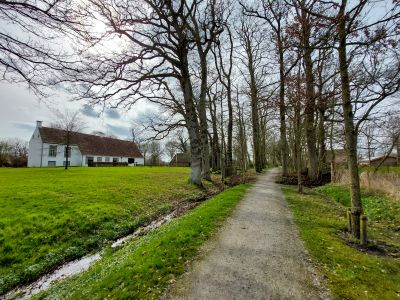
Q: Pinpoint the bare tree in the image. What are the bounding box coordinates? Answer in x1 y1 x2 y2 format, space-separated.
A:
148 141 163 166
212 24 234 176
165 140 179 161
55 0 226 185
0 140 12 166
304 0 400 239
51 109 83 170
241 0 291 177
234 86 249 172
0 0 81 94
9 138 28 167
236 15 266 173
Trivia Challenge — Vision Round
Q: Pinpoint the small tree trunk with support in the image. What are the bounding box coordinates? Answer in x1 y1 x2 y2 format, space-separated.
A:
337 2 363 239
360 215 368 245
347 208 352 233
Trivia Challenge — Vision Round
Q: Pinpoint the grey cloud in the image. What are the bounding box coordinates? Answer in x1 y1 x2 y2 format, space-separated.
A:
105 108 121 120
14 122 35 131
106 124 129 138
81 104 99 118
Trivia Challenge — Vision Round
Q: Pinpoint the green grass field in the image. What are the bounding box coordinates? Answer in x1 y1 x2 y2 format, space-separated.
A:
283 185 400 299
33 184 250 299
0 167 208 295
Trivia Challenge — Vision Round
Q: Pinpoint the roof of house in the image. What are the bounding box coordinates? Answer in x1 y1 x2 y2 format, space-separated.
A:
38 127 143 158
368 155 397 163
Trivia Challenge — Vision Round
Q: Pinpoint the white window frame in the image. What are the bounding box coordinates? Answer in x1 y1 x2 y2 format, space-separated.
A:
48 145 57 157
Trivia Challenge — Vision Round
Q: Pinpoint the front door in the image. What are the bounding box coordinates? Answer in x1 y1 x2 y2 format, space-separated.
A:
87 157 94 167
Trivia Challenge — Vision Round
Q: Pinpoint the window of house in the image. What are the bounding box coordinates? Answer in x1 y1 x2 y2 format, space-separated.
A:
128 158 135 164
64 146 71 158
97 157 102 162
48 145 57 157
63 161 71 167
113 157 119 163
48 161 56 167
105 157 110 162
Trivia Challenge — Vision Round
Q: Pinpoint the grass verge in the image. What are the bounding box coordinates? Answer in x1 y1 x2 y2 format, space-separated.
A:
0 167 208 295
283 186 400 299
316 184 400 246
32 184 250 300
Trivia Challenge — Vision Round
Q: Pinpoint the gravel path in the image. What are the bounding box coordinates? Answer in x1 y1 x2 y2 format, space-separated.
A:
166 168 329 300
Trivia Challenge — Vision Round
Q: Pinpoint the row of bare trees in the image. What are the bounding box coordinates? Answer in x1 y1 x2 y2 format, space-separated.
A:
0 139 28 167
1 0 399 240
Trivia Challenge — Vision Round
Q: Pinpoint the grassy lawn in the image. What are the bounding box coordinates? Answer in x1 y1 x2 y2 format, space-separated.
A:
0 167 209 295
32 184 250 299
283 184 400 299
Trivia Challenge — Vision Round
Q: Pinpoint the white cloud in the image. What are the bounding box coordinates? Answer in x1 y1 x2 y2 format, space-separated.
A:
0 82 154 142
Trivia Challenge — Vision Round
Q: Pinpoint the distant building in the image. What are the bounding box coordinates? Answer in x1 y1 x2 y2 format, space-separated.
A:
28 121 144 167
169 153 191 167
360 154 398 167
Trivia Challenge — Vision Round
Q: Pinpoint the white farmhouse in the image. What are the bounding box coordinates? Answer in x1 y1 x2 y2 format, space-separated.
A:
28 121 144 167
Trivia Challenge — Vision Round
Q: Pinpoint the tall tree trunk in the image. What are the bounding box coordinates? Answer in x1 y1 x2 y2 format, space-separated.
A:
300 3 318 181
65 132 70 170
225 83 234 176
246 50 262 172
260 115 267 168
213 26 234 177
278 34 289 177
208 91 221 171
338 1 363 238
198 54 211 181
250 75 262 172
236 94 248 172
180 53 202 186
295 97 303 193
220 96 225 182
317 99 327 176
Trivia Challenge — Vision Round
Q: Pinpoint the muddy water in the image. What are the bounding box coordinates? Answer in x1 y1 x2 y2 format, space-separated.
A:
111 212 175 248
3 210 180 300
3 253 103 300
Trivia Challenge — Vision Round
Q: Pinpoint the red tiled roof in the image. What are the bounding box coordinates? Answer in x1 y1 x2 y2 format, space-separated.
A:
38 127 143 157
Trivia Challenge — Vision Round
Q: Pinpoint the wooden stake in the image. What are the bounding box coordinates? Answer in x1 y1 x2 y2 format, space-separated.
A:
361 215 368 245
347 208 352 233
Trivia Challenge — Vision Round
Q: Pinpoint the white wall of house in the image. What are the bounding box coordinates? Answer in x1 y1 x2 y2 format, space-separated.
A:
28 125 83 167
81 155 144 166
133 157 144 166
28 121 144 167
27 127 43 167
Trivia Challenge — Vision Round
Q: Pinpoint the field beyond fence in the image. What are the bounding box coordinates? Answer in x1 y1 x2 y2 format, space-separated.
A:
332 166 400 200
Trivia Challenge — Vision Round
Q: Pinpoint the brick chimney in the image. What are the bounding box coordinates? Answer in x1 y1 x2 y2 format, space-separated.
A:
36 120 43 128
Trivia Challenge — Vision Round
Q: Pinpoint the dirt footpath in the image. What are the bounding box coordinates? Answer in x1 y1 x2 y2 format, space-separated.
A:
165 168 330 300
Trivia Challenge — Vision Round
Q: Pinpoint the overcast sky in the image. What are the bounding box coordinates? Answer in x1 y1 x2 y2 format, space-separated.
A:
0 81 152 142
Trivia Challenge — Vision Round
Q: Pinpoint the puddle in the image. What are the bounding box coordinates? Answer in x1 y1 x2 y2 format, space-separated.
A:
2 206 190 299
2 253 102 299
